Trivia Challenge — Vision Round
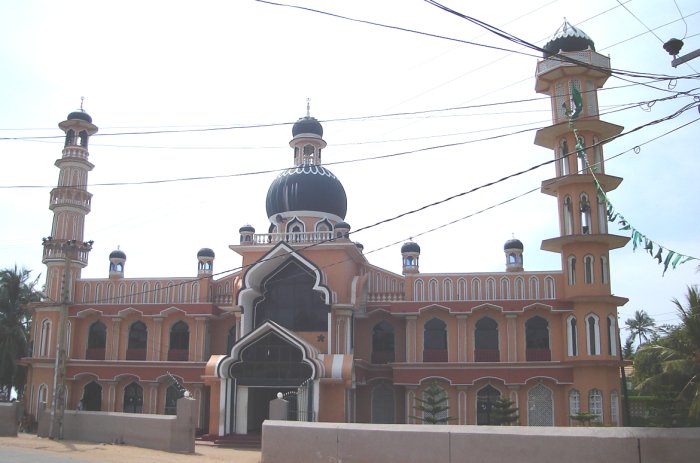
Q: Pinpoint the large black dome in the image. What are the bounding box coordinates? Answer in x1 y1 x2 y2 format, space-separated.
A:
292 116 323 137
543 20 595 57
67 110 93 124
266 165 347 219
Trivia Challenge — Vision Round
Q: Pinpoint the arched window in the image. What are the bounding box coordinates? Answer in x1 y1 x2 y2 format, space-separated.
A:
607 315 617 356
443 279 453 302
588 389 603 423
81 381 102 411
514 277 524 300
141 282 150 303
168 321 189 361
154 283 161 303
37 384 48 413
597 194 608 233
576 134 587 173
457 279 467 301
94 283 102 304
79 130 88 147
486 278 496 300
563 196 573 235
64 129 75 147
580 193 591 234
126 321 147 360
544 276 555 299
610 391 619 426
528 277 539 299
129 283 137 304
567 316 578 356
165 384 180 415
474 317 499 362
559 138 570 175
567 256 576 285
500 278 510 300
81 284 89 304
414 280 424 302
420 383 449 425
569 389 581 421
315 219 332 233
423 318 447 362
471 278 482 301
39 319 51 357
525 316 550 361
591 136 603 173
191 282 200 303
584 255 594 284
586 314 601 356
428 279 439 302
476 385 501 425
123 382 143 413
106 284 113 303
371 383 395 424
528 383 554 426
286 218 304 241
86 321 106 360
600 256 609 285
372 320 395 364
117 283 126 303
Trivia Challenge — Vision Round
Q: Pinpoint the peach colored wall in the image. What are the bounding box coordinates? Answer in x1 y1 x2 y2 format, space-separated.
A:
318 381 345 423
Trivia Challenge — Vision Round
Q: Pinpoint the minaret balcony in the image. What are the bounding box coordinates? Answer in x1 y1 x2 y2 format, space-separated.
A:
540 172 623 196
541 233 629 253
535 50 611 92
42 238 92 267
240 231 337 246
49 188 92 212
61 147 90 160
534 119 623 149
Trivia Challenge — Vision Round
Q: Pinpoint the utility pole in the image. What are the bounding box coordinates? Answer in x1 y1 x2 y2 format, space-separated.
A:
47 239 92 440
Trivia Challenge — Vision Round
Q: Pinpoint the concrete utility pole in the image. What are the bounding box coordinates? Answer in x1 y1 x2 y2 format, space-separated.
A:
47 240 92 440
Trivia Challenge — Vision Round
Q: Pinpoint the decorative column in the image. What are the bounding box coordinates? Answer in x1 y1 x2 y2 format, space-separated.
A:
405 316 417 362
505 314 518 362
457 315 468 362
110 318 122 360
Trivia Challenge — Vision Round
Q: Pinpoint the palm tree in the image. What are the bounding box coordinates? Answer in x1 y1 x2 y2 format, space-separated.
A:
636 286 700 420
625 309 656 347
0 266 41 400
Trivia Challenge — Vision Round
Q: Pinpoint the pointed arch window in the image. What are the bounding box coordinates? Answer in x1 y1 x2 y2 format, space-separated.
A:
591 136 603 173
474 317 499 362
586 314 601 356
567 316 578 356
81 381 102 411
123 382 143 413
563 196 573 235
576 134 587 173
588 389 603 423
165 384 180 415
141 282 150 303
514 277 524 300
457 278 467 301
168 321 189 361
600 256 609 285
525 316 550 361
597 194 608 233
414 280 425 302
558 138 570 176
567 256 576 285
471 278 482 301
191 282 200 303
428 279 439 302
126 321 147 360
81 284 89 304
569 389 581 421
580 193 591 234
528 277 539 299
486 278 496 300
584 255 594 284
443 279 453 302
372 320 395 364
420 383 449 425
477 385 501 425
86 321 106 360
94 283 102 304
423 318 447 362
528 383 554 426
607 315 617 356
610 390 619 425
286 218 304 241
39 319 51 357
129 282 137 304
500 278 510 300
544 276 555 299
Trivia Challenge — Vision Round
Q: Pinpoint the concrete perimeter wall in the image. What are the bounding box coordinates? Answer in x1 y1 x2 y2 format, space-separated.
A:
262 421 700 463
0 402 19 436
38 398 196 453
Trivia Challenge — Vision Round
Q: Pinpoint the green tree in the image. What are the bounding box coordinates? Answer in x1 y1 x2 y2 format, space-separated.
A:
625 309 656 347
411 380 454 424
491 398 519 425
635 286 700 424
0 266 41 400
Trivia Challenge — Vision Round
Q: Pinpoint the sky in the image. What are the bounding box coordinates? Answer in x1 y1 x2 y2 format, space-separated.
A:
1 0 698 341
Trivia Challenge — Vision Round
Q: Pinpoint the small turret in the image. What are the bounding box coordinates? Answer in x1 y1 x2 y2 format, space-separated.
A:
109 248 126 278
401 241 421 275
504 238 524 272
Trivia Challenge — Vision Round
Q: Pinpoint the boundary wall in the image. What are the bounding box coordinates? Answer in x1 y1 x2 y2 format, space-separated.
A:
262 421 700 463
37 397 196 453
0 402 19 436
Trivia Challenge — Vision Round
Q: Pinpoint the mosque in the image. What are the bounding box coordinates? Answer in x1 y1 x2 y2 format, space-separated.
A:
23 21 628 435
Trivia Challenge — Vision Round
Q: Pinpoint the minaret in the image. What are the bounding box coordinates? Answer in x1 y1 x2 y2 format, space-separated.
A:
535 21 628 357
41 104 96 303
401 241 421 275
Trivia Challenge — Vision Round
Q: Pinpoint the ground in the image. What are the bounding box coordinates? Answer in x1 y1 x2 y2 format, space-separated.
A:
0 433 261 463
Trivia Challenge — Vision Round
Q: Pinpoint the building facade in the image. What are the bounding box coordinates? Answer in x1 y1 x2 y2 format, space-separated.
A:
23 22 628 434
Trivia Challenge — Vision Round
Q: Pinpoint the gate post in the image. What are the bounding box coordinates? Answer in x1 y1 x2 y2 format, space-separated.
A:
269 393 289 421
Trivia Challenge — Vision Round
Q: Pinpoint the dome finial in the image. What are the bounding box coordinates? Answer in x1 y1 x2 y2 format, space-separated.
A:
306 98 311 118
80 96 85 111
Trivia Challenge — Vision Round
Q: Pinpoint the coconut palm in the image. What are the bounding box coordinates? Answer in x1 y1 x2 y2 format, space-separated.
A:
0 266 41 400
636 286 700 420
625 309 656 347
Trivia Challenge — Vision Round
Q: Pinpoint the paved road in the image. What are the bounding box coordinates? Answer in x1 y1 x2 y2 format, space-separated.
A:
0 446 94 462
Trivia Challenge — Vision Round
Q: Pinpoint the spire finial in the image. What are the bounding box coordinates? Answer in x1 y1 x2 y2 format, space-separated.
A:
306 98 311 118
80 96 85 111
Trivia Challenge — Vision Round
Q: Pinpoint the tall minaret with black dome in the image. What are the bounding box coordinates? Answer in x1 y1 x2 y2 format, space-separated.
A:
535 21 628 358
265 103 348 235
41 104 96 303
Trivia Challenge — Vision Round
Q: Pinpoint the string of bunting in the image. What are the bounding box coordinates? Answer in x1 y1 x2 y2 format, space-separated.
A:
565 91 697 275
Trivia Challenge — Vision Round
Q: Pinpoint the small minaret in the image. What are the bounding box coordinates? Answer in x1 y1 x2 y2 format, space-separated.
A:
504 238 524 272
401 241 421 275
197 248 215 276
42 103 97 302
290 99 327 166
239 225 255 244
109 248 126 279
